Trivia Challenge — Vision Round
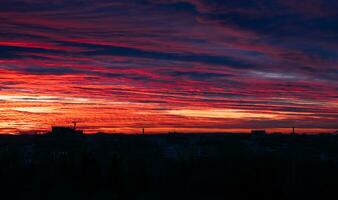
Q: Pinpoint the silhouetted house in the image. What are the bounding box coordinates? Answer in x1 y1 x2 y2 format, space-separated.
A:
251 130 266 136
50 126 83 136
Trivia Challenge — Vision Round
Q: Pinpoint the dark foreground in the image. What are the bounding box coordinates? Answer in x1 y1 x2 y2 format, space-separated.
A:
1 133 338 200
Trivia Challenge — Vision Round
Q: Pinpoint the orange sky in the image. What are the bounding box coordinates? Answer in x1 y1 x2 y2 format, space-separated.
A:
0 0 337 134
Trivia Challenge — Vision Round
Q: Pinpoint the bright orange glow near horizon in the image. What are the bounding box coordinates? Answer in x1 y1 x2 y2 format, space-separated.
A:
0 90 336 134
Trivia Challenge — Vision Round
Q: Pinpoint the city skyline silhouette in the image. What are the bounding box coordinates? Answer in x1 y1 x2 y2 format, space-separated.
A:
0 1 337 199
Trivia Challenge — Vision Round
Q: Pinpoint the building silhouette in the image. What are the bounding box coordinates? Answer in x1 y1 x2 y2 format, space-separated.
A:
50 126 84 136
251 130 266 136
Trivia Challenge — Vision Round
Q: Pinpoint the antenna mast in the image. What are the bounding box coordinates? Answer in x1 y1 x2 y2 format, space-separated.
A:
72 121 78 130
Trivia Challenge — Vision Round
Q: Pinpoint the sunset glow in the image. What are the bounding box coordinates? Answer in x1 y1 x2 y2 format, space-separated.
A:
0 0 337 134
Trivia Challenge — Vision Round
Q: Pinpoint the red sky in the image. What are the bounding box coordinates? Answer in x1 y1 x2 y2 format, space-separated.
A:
0 0 337 134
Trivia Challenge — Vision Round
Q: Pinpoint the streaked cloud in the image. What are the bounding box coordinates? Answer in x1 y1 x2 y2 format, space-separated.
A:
0 0 337 133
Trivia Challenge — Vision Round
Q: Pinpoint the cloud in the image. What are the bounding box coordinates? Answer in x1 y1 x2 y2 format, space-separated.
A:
0 0 337 133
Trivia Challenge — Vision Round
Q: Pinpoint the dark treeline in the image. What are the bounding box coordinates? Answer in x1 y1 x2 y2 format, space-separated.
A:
1 133 338 200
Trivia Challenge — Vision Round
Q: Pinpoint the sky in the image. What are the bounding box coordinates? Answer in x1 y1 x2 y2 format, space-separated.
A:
0 0 337 134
